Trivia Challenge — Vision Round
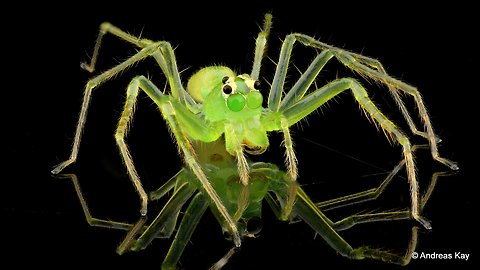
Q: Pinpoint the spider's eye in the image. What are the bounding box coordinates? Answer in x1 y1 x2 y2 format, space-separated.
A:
222 76 229 84
222 85 233 95
227 93 246 112
254 80 261 89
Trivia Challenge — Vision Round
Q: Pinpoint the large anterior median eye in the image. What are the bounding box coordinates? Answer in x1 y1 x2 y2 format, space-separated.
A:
246 91 263 109
226 93 246 112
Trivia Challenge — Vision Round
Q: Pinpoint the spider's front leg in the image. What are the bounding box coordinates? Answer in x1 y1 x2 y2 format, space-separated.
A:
53 23 196 216
280 77 429 229
121 76 242 247
52 41 170 217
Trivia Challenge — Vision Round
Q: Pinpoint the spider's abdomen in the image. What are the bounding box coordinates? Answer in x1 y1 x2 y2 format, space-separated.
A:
187 66 235 103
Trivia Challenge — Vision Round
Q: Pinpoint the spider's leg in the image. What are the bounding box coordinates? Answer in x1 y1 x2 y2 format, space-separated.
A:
81 22 151 72
266 176 418 265
316 145 439 212
329 171 451 232
145 169 187 238
347 53 437 141
279 50 335 111
51 42 162 175
150 169 184 201
150 42 197 107
224 123 250 186
114 75 149 215
126 76 241 247
251 13 272 80
113 68 188 216
82 22 195 107
317 156 406 212
130 181 196 251
294 187 417 265
267 36 336 219
281 78 429 229
280 34 425 138
322 168 450 231
293 34 458 170
57 174 138 230
278 117 298 220
56 173 176 252
161 193 209 269
266 163 446 231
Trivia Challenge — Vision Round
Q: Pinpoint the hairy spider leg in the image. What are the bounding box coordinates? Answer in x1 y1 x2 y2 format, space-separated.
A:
261 162 424 265
58 174 135 231
160 193 209 270
280 76 430 229
326 171 450 232
315 144 434 213
346 52 440 142
117 169 190 255
292 34 458 171
265 144 446 232
51 25 241 244
314 145 450 232
283 188 418 265
117 76 241 246
250 13 272 80
51 43 163 215
59 172 207 269
266 33 453 229
52 24 193 176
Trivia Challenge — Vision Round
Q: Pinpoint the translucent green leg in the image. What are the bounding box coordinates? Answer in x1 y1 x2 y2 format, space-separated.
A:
130 181 196 251
51 41 163 176
58 174 136 230
81 22 194 107
267 184 418 264
329 170 452 231
250 13 272 80
289 33 458 171
123 75 241 247
294 188 415 265
266 35 337 220
281 77 429 229
147 169 186 239
150 169 184 201
316 154 406 212
316 144 431 212
57 173 178 250
161 193 209 270
279 50 335 111
80 22 151 73
53 24 195 179
346 53 436 141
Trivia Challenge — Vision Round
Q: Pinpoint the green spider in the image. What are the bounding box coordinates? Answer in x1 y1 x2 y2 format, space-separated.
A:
53 14 457 269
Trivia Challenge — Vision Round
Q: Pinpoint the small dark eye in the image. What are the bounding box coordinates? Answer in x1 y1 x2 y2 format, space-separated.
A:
222 76 229 84
223 85 232 95
254 80 261 89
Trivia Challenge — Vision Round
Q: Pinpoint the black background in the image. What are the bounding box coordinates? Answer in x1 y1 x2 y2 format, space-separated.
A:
4 1 477 269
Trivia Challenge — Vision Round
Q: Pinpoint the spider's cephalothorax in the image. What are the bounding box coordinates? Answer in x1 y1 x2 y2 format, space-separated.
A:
187 66 269 157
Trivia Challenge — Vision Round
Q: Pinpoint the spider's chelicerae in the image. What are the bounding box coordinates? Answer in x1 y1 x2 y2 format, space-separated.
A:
53 14 458 269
